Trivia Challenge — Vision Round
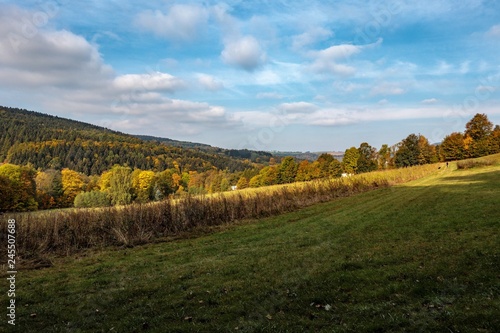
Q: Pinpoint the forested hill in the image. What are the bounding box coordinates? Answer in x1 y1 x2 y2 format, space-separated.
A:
0 106 263 175
136 134 273 162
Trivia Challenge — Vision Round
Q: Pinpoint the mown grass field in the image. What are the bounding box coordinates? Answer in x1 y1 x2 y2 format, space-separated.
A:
5 156 500 332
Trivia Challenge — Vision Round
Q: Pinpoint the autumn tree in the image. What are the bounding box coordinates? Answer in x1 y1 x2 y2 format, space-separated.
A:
0 164 38 211
465 113 494 157
154 169 175 199
316 153 335 178
220 178 230 192
329 159 343 177
132 169 156 203
377 144 392 169
278 156 298 184
108 165 133 205
440 132 466 161
357 142 377 173
247 175 259 187
465 113 493 141
258 166 279 186
61 168 87 207
0 175 15 212
295 160 313 182
342 147 359 174
236 176 249 189
417 135 437 164
35 169 63 209
491 125 500 154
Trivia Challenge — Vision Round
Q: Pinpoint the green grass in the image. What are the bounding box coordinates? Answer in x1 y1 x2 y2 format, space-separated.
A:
7 158 500 332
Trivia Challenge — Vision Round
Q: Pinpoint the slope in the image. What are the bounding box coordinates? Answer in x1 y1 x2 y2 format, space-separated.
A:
0 106 259 175
12 159 500 332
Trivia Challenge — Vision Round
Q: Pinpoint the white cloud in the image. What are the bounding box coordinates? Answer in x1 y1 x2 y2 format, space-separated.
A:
221 35 267 71
279 102 319 114
0 5 233 136
292 27 333 50
309 38 382 76
135 5 209 41
198 74 224 91
113 73 186 93
0 6 112 89
421 98 438 104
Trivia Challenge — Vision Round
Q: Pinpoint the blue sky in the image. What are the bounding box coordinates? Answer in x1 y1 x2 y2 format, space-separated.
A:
1 0 499 152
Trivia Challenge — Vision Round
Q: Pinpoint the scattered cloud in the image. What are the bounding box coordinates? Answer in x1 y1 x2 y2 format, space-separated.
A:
421 98 438 104
135 5 209 41
279 102 319 114
309 38 382 76
292 27 333 50
0 7 113 90
221 35 267 71
1 1 499 150
0 5 232 136
113 73 186 93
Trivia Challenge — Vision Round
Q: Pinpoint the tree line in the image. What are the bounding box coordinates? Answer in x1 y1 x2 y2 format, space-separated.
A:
0 113 499 212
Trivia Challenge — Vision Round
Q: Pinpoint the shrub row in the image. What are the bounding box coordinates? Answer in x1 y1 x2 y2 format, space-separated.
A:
2 164 440 261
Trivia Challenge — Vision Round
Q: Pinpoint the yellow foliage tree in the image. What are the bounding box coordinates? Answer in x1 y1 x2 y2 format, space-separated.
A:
132 170 156 203
98 170 113 192
61 168 86 206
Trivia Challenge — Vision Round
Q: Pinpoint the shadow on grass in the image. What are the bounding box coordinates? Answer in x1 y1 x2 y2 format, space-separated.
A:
438 169 500 184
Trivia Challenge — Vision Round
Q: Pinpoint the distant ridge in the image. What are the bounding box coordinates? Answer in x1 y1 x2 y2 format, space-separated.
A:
135 134 213 149
0 106 266 175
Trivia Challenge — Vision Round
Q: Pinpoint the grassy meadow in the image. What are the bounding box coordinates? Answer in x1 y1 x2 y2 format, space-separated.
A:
1 155 498 332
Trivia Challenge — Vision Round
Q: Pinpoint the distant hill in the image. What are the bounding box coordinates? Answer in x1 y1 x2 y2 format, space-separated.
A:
0 106 265 175
272 151 344 161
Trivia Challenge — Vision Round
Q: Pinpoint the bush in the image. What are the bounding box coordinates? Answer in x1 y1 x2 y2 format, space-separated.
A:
456 159 494 170
74 191 111 208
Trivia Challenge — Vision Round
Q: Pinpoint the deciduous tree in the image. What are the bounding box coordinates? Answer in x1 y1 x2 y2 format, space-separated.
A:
0 164 38 211
394 134 420 167
278 156 298 184
357 142 377 173
108 165 132 205
440 132 466 161
342 147 359 174
61 168 86 207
